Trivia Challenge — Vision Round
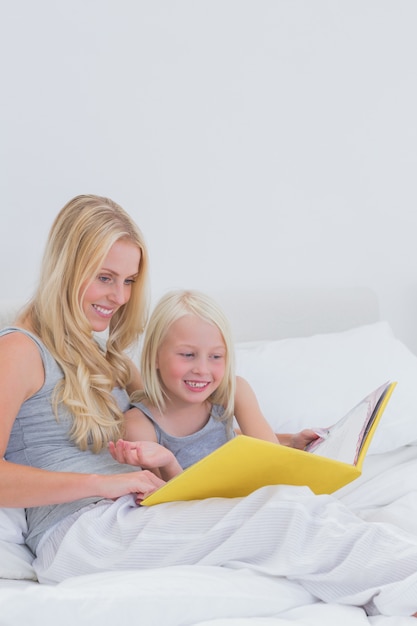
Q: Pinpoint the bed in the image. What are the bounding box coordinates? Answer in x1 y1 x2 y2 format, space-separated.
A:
1 288 417 626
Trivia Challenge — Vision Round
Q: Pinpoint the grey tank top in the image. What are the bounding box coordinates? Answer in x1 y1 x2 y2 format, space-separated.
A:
1 327 135 553
130 402 235 469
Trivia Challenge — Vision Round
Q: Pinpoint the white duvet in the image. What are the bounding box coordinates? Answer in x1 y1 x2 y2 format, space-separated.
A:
2 321 417 624
1 443 417 626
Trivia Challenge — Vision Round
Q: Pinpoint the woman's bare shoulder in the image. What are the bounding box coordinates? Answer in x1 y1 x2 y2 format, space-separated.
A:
0 329 44 393
0 327 40 354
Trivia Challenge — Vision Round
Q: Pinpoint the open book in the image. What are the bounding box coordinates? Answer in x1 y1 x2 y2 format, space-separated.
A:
141 380 396 505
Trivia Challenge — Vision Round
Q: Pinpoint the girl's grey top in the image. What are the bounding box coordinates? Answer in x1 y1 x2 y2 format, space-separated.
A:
130 401 235 469
1 327 134 553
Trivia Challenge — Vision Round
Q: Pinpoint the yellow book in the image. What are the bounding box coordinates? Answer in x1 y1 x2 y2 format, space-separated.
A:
141 381 396 505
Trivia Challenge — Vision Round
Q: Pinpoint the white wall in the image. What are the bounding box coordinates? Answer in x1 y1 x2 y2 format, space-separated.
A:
2 1 417 351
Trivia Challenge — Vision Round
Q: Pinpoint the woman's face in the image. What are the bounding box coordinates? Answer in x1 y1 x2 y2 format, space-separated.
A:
81 239 141 332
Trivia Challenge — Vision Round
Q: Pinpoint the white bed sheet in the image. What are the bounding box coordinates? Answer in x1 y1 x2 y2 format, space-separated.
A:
1 444 417 626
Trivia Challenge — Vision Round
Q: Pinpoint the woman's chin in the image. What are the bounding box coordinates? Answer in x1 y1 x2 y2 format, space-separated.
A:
89 316 112 333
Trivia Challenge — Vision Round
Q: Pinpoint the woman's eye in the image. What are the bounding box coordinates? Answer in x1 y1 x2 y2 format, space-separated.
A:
180 353 194 358
124 278 136 285
98 275 111 283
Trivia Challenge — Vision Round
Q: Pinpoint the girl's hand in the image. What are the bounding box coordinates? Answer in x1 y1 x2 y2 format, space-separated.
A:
108 439 183 481
109 439 174 467
289 429 320 450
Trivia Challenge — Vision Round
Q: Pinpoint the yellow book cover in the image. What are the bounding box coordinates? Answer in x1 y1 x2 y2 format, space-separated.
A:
141 381 396 506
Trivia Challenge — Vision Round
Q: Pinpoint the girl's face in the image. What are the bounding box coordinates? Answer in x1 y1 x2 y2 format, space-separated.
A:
156 314 226 407
81 239 141 332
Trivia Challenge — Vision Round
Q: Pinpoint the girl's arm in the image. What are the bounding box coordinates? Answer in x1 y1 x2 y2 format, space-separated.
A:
273 431 319 449
234 376 318 449
233 376 280 443
123 406 159 442
108 437 183 481
109 406 183 480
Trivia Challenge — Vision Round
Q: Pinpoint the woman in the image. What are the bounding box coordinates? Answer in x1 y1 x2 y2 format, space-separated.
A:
1 194 416 617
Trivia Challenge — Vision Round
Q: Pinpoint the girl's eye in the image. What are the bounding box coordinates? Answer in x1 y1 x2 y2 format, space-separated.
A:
124 278 136 286
211 354 224 360
180 353 194 358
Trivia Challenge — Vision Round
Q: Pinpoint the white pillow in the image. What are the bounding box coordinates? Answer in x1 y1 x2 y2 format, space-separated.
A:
0 508 36 580
235 321 417 454
0 507 27 543
0 541 36 580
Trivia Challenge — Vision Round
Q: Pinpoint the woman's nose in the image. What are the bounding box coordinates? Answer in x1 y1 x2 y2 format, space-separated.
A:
109 282 128 305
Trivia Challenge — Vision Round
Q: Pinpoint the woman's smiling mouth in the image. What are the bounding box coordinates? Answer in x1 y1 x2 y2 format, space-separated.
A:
92 304 114 317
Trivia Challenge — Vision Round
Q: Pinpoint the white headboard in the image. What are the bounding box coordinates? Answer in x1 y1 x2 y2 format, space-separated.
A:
0 287 380 343
205 287 380 342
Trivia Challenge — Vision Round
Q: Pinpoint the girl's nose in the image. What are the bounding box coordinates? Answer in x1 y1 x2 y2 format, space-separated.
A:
191 356 209 374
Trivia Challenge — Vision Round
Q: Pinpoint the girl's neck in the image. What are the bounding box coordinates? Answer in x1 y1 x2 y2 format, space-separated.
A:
152 399 212 437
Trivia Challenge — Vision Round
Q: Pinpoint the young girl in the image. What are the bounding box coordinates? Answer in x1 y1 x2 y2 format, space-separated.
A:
109 289 318 479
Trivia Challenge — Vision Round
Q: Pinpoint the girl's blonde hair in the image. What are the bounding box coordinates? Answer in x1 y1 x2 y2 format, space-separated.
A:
18 194 149 452
131 290 236 423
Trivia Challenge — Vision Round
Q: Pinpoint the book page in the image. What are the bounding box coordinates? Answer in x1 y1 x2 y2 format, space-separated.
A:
305 382 391 465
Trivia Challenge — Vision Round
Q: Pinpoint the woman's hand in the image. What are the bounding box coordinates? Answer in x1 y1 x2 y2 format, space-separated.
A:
94 468 166 504
108 439 183 480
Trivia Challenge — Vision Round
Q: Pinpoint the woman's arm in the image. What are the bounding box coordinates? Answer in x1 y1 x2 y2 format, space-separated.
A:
0 457 165 507
0 333 164 507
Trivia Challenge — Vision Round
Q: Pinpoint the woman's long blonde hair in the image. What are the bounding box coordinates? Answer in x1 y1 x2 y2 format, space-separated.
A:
18 194 149 452
131 290 236 424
